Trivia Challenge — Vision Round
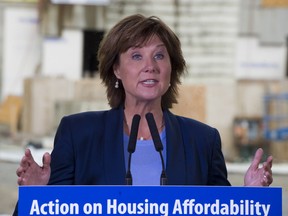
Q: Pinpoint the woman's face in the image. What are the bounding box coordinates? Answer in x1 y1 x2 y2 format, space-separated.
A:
114 35 171 105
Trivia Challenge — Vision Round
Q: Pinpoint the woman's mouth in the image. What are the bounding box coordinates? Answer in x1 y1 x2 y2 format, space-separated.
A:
142 79 158 85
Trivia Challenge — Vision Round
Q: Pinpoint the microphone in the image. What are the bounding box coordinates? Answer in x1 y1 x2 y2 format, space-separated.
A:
125 114 141 185
145 112 168 185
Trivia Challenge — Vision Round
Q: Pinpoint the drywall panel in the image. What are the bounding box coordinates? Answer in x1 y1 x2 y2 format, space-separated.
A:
2 7 40 99
42 29 83 80
235 37 286 80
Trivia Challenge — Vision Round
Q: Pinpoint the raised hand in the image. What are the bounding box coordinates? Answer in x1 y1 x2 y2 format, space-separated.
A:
244 148 273 186
16 149 51 185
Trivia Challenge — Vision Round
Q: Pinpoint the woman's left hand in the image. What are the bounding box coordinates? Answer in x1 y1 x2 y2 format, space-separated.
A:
244 148 273 186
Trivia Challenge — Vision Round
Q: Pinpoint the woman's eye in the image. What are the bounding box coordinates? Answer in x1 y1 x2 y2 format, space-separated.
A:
132 54 142 60
155 53 164 60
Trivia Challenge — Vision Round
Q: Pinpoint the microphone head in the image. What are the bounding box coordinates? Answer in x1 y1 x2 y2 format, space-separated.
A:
145 112 163 151
127 114 141 153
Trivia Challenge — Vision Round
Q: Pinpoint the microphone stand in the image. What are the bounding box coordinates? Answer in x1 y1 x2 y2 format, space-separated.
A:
125 114 141 185
145 112 168 185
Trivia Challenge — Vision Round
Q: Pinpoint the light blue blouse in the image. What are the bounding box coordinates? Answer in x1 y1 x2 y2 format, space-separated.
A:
123 128 167 185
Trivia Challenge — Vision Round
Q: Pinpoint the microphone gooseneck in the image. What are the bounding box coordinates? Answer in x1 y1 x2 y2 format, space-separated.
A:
145 112 168 185
125 114 141 185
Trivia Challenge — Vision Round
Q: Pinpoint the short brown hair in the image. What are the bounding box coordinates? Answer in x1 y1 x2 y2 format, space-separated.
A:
98 14 186 109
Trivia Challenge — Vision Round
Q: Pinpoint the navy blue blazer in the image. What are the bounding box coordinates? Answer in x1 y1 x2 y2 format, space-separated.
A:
48 107 231 186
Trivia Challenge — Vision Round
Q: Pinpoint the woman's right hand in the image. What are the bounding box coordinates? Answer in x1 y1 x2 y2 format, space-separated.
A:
16 149 51 185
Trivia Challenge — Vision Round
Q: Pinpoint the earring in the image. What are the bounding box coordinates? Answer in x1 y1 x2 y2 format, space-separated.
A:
115 80 119 88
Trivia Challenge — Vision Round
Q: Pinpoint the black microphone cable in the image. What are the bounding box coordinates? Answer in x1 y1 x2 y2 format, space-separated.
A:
125 114 141 185
145 112 168 185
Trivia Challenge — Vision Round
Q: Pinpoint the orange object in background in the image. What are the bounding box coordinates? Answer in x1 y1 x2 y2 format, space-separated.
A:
0 95 23 135
262 0 288 7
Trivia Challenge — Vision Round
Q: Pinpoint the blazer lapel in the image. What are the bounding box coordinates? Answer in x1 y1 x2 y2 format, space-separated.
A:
103 107 126 185
164 110 187 185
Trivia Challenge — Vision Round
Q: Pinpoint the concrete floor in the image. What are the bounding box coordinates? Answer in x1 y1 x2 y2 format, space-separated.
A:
0 161 18 215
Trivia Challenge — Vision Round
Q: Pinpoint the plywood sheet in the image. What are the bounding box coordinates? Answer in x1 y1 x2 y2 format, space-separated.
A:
172 85 206 123
262 0 288 7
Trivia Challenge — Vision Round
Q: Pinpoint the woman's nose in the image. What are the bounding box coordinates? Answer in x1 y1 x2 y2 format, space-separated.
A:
143 58 157 73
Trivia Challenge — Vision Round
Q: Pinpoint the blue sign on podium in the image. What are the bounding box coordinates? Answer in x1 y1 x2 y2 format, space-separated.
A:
18 186 282 215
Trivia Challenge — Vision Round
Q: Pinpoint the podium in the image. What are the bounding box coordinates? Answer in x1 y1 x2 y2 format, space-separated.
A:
18 186 282 215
